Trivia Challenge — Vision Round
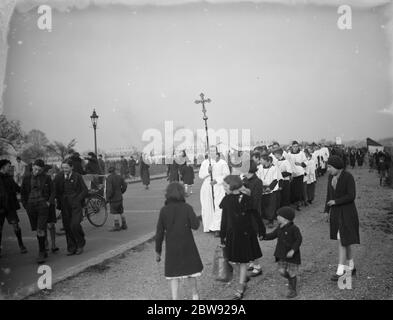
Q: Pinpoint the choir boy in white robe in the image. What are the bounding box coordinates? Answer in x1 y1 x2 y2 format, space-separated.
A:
320 145 330 176
257 155 281 228
199 148 230 236
273 148 292 208
270 142 289 166
287 141 308 211
305 150 317 204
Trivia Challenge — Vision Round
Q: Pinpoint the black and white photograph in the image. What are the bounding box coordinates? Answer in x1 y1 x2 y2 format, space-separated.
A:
0 0 393 304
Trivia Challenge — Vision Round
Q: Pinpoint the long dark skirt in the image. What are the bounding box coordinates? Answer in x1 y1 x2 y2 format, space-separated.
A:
290 175 304 203
307 182 316 202
261 192 277 223
302 181 308 202
280 180 291 207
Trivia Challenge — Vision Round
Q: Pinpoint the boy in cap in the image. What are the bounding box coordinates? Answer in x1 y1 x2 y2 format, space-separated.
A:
21 159 55 263
106 166 128 231
0 159 28 258
262 206 302 298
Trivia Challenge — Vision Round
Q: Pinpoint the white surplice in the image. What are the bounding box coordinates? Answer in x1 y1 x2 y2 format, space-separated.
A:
198 158 230 232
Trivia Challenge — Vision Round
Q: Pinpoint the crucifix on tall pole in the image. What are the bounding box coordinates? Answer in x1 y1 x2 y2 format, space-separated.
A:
195 93 215 210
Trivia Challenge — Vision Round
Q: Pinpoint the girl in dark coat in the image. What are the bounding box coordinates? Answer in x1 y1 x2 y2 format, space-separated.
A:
180 161 195 195
324 155 360 281
140 156 150 190
242 160 266 277
155 182 203 300
220 175 264 300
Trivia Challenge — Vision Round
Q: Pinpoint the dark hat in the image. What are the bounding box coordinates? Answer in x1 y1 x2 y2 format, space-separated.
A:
33 159 45 168
0 159 11 170
292 140 299 145
327 155 344 170
108 166 116 173
223 175 243 191
88 152 96 158
277 206 295 221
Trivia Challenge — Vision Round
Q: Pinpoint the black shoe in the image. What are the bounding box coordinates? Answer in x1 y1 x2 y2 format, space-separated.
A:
20 246 28 254
121 222 128 230
51 247 59 253
330 274 342 282
287 277 297 298
67 250 76 256
109 225 122 232
75 248 84 255
36 252 46 264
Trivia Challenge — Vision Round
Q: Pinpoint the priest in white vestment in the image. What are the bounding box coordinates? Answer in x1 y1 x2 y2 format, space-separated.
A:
198 149 230 235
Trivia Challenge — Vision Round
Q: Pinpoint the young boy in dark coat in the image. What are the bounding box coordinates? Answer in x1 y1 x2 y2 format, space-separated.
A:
155 182 203 300
21 159 54 263
0 159 28 258
263 206 302 298
106 166 128 231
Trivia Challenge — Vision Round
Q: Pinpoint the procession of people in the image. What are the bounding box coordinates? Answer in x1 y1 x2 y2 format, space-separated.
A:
0 138 391 299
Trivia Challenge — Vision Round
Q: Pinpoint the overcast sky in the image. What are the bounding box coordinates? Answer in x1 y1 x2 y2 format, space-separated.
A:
2 1 392 152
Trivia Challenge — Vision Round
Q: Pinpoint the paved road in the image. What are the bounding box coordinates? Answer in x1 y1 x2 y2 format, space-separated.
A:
0 177 203 298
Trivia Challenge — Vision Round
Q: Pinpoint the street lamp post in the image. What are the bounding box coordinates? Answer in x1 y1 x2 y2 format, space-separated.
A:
90 109 99 155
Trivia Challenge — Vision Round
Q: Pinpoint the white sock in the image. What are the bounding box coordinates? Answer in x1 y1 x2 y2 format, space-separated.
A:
348 259 354 270
253 264 261 270
336 264 345 276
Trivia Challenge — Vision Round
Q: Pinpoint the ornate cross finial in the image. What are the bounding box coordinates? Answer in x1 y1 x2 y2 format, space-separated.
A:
195 93 211 120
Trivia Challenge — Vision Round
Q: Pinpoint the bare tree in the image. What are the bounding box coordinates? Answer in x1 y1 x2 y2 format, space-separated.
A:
46 139 77 160
0 115 24 155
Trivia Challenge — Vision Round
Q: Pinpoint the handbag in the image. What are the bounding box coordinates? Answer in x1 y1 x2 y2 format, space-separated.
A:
212 245 233 282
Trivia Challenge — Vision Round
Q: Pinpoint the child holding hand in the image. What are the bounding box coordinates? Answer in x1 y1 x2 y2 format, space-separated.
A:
262 206 302 298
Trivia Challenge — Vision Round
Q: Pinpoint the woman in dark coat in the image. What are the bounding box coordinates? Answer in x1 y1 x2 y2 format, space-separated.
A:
139 156 150 190
155 182 203 300
349 150 356 169
220 175 264 300
356 150 364 167
324 155 360 281
179 161 195 195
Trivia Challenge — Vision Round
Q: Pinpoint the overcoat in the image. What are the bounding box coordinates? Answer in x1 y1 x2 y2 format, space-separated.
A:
53 172 88 210
324 170 360 246
219 193 264 263
180 164 195 185
155 199 203 277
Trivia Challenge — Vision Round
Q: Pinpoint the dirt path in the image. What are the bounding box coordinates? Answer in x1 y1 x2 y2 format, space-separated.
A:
28 167 393 300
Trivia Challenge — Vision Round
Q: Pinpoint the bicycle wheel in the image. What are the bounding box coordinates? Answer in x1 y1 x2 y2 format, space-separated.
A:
85 194 108 227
